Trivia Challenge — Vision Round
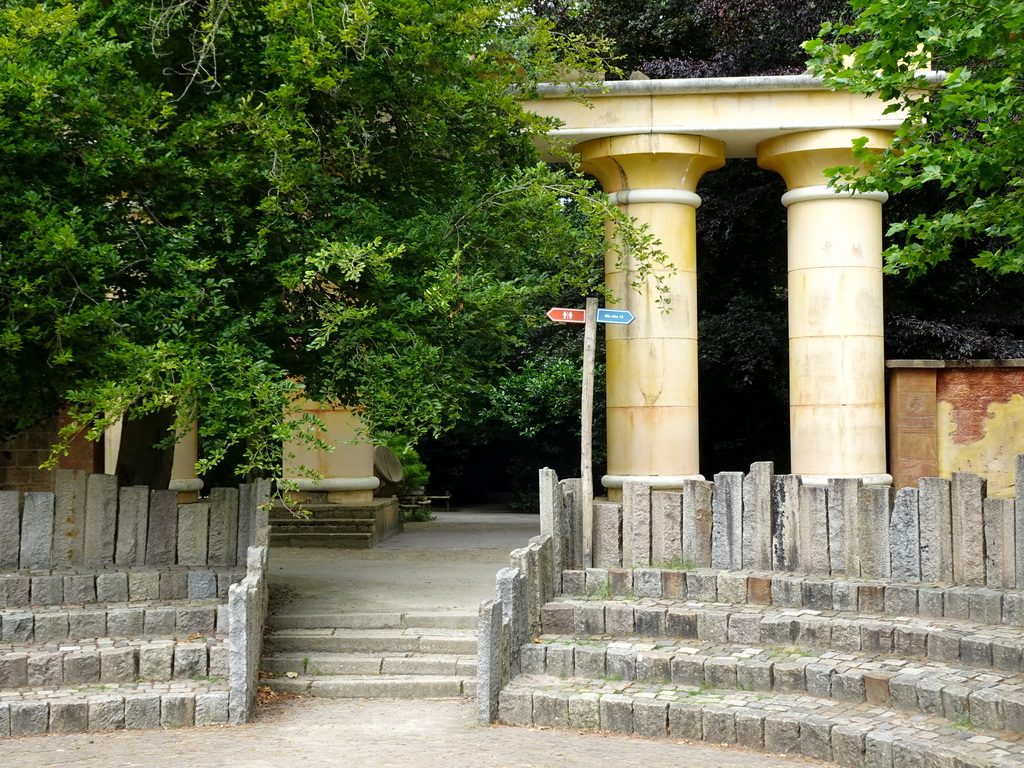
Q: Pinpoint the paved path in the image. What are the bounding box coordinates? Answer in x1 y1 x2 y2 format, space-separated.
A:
1 697 832 767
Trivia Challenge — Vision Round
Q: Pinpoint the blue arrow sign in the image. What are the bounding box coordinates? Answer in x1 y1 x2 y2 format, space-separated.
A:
596 308 636 325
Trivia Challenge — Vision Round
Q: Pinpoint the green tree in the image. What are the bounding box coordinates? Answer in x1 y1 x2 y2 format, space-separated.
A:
0 0 638 482
806 0 1024 274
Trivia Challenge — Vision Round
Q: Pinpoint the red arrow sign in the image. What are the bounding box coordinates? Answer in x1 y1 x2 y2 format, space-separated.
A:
546 307 587 323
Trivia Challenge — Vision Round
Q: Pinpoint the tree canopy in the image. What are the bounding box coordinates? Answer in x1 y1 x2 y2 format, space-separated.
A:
0 0 633 480
806 0 1024 275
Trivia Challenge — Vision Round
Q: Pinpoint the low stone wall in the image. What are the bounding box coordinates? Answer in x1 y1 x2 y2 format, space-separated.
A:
0 470 269 570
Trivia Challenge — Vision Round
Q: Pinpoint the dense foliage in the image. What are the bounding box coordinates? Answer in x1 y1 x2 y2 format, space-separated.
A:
806 0 1024 275
0 0 636 480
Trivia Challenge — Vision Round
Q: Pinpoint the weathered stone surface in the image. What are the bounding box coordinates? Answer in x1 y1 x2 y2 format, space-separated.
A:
96 572 128 603
107 607 145 637
682 479 714 568
802 579 833 611
100 647 138 683
599 694 632 734
968 588 1003 625
727 612 762 645
832 580 856 612
771 575 803 608
706 657 738 689
771 475 801 571
651 491 683 566
607 568 631 595
918 587 944 618
661 569 686 599
63 574 96 604
668 702 702 741
187 570 218 600
890 487 921 581
139 643 174 681
671 654 707 686
798 485 830 575
160 570 187 600
605 647 636 681
687 571 718 602
545 645 574 678
498 689 532 726
34 612 70 644
800 715 833 763
533 691 568 728
919 476 953 583
10 701 49 736
83 473 117 566
634 605 666 636
476 598 503 725
2 613 33 643
561 569 586 596
146 489 179 565
89 696 125 731
632 700 668 739
831 723 871 768
20 492 55 569
737 659 773 691
772 661 807 693
1018 454 1024 588
805 663 836 698
734 709 765 750
54 470 89 567
177 502 210 566
160 693 195 729
174 643 207 679
747 575 772 604
712 472 744 569
567 693 600 731
27 652 63 687
125 694 162 730
951 471 987 585
592 502 622 568
64 652 100 685
31 574 64 605
632 568 661 598
764 712 801 754
666 608 697 638
857 486 892 579
497 568 527 676
195 691 229 726
208 488 239 567
622 482 651 568
49 699 89 734
128 571 160 601
635 651 671 684
827 477 860 576
742 461 773 570
884 584 918 616
984 497 1016 588
584 567 608 596
717 572 747 604
0 654 28 688
115 485 149 566
0 491 21 570
696 610 727 642
574 646 605 679
702 706 736 744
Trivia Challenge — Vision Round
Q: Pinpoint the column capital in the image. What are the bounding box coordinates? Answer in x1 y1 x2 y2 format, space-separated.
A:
578 133 726 194
756 128 893 190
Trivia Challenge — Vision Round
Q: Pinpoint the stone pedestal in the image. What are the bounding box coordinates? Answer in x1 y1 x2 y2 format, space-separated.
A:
578 134 725 499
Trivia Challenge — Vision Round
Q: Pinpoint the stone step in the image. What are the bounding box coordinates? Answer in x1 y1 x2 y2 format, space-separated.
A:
561 567 1024 627
268 533 373 549
541 597 1024 674
263 674 469 699
2 600 224 645
498 676 1024 767
269 505 384 522
523 636 1024 731
0 568 241 609
267 611 477 631
262 651 476 677
271 523 375 535
0 637 228 688
0 680 230 735
265 628 477 655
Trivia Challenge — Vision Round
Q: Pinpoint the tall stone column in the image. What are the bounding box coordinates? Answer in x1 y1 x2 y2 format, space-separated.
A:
282 400 379 503
757 129 893 484
578 134 725 499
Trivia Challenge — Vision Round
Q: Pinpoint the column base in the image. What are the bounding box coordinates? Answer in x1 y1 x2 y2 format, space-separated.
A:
797 473 893 487
286 476 381 504
602 474 705 502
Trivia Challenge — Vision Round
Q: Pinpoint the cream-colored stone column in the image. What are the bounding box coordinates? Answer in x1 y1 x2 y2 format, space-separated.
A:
578 134 725 498
282 400 378 503
757 129 893 484
169 423 204 501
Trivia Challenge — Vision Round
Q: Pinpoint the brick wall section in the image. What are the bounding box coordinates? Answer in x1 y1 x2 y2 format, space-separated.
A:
0 412 101 493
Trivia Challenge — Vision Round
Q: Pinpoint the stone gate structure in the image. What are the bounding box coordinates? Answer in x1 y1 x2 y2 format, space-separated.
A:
524 75 932 498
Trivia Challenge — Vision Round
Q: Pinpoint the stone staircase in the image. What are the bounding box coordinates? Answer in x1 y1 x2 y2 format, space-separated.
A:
497 567 1024 766
269 500 401 549
261 610 477 698
0 566 240 735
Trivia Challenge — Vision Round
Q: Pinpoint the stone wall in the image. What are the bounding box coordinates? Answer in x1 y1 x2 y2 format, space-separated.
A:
889 360 1024 496
0 470 267 570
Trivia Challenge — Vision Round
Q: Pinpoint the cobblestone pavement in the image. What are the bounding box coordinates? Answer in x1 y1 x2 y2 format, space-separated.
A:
0 696 833 767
